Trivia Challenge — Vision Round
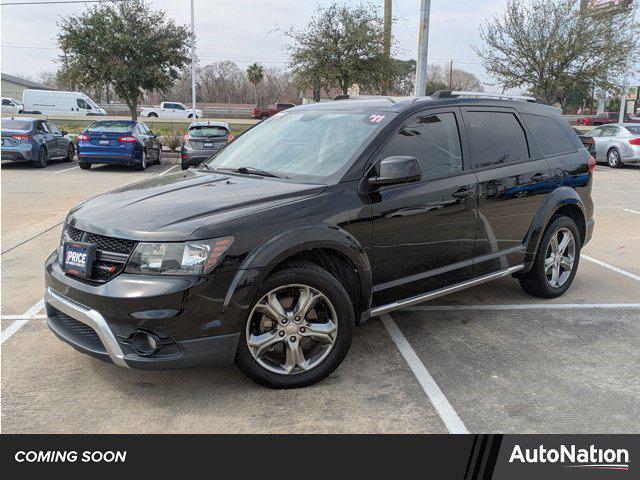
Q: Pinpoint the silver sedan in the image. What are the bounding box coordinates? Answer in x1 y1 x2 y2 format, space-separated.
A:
586 123 640 168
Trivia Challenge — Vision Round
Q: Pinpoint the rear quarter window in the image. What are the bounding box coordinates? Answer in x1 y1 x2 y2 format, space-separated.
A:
522 113 576 156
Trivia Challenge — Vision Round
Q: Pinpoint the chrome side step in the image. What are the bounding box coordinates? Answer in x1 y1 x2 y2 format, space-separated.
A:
369 265 525 317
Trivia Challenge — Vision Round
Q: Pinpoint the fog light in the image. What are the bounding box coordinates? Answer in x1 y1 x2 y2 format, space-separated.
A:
130 330 159 356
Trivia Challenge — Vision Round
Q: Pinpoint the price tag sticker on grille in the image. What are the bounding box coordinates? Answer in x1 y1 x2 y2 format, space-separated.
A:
63 242 96 278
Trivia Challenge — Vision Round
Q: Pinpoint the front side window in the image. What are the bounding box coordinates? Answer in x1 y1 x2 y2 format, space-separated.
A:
602 126 620 137
205 110 391 183
36 121 48 133
466 111 529 168
2 99 12 106
588 127 604 138
377 111 463 181
77 99 90 109
45 121 60 134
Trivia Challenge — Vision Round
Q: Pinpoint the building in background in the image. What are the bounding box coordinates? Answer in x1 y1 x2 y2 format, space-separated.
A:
1 73 53 100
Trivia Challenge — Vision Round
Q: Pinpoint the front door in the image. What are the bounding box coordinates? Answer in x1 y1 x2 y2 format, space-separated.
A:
370 108 478 307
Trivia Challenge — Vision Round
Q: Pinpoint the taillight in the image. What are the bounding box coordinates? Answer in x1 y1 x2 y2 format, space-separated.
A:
118 136 137 143
629 138 640 146
587 155 596 174
226 132 234 142
77 133 89 141
11 134 31 140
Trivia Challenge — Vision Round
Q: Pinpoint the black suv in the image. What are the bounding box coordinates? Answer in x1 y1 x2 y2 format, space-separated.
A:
45 92 595 388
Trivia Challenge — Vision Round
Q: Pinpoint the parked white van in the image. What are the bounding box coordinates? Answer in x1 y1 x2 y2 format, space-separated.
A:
22 90 107 116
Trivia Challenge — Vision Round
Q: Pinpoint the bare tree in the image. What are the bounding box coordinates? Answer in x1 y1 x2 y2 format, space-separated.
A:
475 0 639 106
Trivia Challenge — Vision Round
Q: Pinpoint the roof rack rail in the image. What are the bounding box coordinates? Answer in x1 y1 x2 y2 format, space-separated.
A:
431 90 537 103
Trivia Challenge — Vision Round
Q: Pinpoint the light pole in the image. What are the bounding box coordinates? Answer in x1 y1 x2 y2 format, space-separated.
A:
415 0 431 96
190 0 197 118
618 0 638 122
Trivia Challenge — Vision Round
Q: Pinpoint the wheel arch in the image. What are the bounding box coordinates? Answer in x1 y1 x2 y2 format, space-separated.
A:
222 225 373 324
522 187 586 272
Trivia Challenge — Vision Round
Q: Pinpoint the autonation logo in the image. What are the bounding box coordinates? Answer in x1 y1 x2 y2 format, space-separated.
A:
509 444 630 471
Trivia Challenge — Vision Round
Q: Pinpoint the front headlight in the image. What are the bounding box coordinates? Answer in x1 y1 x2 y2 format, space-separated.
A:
124 236 234 275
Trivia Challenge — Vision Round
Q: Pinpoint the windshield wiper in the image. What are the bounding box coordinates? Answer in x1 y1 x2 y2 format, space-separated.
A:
213 166 287 178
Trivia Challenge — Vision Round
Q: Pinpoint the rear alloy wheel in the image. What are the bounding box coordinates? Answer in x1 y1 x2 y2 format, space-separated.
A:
519 216 581 298
33 147 48 168
236 262 354 388
63 144 75 162
136 149 147 171
607 148 622 168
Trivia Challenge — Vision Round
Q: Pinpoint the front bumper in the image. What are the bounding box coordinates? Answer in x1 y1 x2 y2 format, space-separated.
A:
45 252 250 369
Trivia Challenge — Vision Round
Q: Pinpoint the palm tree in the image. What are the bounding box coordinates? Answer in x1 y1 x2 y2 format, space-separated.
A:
246 63 265 105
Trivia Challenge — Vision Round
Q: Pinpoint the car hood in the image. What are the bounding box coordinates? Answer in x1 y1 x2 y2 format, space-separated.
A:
67 170 326 241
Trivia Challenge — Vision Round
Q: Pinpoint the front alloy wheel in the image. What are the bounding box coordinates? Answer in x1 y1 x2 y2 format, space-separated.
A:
246 284 338 375
236 262 354 388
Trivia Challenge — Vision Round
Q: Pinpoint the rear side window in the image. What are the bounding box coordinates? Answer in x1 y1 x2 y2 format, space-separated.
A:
523 113 576 156
377 111 463 181
466 112 529 168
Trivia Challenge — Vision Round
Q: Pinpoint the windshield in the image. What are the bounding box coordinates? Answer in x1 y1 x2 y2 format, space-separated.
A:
189 126 228 138
86 97 100 109
204 110 390 183
86 121 133 133
1 119 32 131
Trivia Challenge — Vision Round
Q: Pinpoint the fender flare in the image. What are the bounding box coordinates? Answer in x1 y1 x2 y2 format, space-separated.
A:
522 187 587 271
222 224 373 315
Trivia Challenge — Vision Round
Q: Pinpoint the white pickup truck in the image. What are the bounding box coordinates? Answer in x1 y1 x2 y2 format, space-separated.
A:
140 102 203 119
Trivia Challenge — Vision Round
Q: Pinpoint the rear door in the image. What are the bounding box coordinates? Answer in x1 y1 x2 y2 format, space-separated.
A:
35 120 58 156
461 107 551 275
370 108 479 306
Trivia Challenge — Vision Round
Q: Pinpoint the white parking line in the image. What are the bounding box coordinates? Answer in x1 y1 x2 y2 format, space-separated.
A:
582 255 640 282
53 166 79 174
381 313 469 434
404 303 640 312
1 299 44 344
158 165 177 176
623 209 640 215
1 314 47 320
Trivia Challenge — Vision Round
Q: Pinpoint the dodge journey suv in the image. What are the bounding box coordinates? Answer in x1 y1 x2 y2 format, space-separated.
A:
45 91 595 388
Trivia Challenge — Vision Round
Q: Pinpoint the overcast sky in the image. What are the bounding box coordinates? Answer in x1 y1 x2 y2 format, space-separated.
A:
1 0 639 93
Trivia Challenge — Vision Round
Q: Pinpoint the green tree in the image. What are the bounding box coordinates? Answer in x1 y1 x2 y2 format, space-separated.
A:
475 0 639 107
57 0 191 120
424 80 448 96
285 2 393 95
246 63 265 104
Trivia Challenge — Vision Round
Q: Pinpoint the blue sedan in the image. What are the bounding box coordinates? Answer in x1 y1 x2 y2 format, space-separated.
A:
1 117 74 168
77 120 162 171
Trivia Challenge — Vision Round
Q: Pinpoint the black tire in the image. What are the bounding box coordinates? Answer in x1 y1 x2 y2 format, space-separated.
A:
235 262 355 389
607 148 623 168
79 162 91 170
155 147 162 165
136 149 147 171
187 113 194 118
519 216 581 298
63 143 75 162
181 161 189 170
33 146 48 168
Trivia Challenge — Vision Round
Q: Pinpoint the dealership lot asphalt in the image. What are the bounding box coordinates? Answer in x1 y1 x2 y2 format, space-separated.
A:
1 159 639 433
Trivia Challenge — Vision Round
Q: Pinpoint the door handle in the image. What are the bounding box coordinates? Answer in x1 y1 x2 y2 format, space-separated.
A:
531 173 548 181
452 188 473 199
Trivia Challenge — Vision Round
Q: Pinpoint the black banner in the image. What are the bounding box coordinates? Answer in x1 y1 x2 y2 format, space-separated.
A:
0 435 637 478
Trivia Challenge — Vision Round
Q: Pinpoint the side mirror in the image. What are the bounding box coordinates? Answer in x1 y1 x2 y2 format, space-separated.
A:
368 156 421 188
61 130 68 136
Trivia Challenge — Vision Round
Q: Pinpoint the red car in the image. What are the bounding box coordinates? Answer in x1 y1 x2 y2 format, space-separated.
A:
251 102 295 119
577 112 628 126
